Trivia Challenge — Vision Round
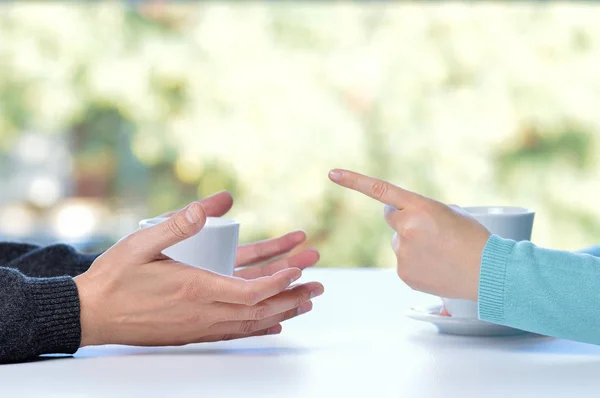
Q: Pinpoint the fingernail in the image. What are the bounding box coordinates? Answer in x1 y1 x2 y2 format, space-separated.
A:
309 287 324 299
289 270 302 284
328 170 342 183
185 203 202 224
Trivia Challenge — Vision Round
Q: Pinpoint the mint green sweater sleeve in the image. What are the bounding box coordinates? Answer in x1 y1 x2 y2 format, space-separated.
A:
478 235 600 344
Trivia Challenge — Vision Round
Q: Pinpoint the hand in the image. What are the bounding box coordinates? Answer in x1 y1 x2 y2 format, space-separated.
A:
74 201 324 347
160 191 321 280
328 169 490 300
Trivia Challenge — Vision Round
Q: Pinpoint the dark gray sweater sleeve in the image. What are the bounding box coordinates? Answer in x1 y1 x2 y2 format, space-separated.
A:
0 268 81 364
2 243 99 278
0 242 41 263
0 243 100 364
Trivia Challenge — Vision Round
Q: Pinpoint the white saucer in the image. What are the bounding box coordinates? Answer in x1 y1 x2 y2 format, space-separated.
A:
406 304 528 337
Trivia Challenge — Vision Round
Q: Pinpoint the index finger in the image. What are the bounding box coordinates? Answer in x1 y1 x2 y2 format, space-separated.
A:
328 169 416 209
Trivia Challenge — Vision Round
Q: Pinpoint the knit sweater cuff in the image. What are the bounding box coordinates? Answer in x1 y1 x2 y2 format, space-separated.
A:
478 235 516 324
26 276 81 356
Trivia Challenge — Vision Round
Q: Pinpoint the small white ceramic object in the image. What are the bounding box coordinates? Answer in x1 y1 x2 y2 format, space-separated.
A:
464 205 535 242
440 298 479 318
406 304 527 337
139 217 240 276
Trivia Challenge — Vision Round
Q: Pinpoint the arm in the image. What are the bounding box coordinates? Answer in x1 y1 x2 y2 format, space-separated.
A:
2 243 100 278
328 168 600 345
1 196 323 363
0 267 81 364
479 236 600 345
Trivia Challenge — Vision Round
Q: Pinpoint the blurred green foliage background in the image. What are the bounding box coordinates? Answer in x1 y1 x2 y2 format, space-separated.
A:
1 2 599 267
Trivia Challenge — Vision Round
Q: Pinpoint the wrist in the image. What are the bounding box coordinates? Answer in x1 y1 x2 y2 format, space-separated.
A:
74 273 103 347
465 231 492 301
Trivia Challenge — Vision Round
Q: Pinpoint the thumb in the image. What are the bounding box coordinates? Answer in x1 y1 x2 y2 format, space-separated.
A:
127 202 207 261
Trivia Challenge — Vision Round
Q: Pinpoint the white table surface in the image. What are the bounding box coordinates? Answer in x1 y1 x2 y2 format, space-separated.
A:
3 268 600 398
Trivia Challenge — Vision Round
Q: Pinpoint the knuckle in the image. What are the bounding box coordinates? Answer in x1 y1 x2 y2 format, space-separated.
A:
249 303 269 320
346 175 357 189
260 262 274 277
180 283 198 301
179 276 204 301
166 217 189 239
370 181 389 199
242 286 261 306
239 320 258 334
254 243 268 259
294 294 308 309
399 222 418 240
212 307 235 323
281 308 297 321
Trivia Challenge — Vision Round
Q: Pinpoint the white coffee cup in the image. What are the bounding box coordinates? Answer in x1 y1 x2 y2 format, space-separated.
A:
441 206 535 318
139 217 240 276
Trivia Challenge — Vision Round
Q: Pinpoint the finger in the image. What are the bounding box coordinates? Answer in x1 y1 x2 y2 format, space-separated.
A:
200 324 283 343
123 202 206 260
227 282 323 321
158 191 234 218
210 267 303 305
200 191 234 217
235 249 320 279
235 231 307 267
384 204 402 229
211 301 313 335
328 169 417 210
